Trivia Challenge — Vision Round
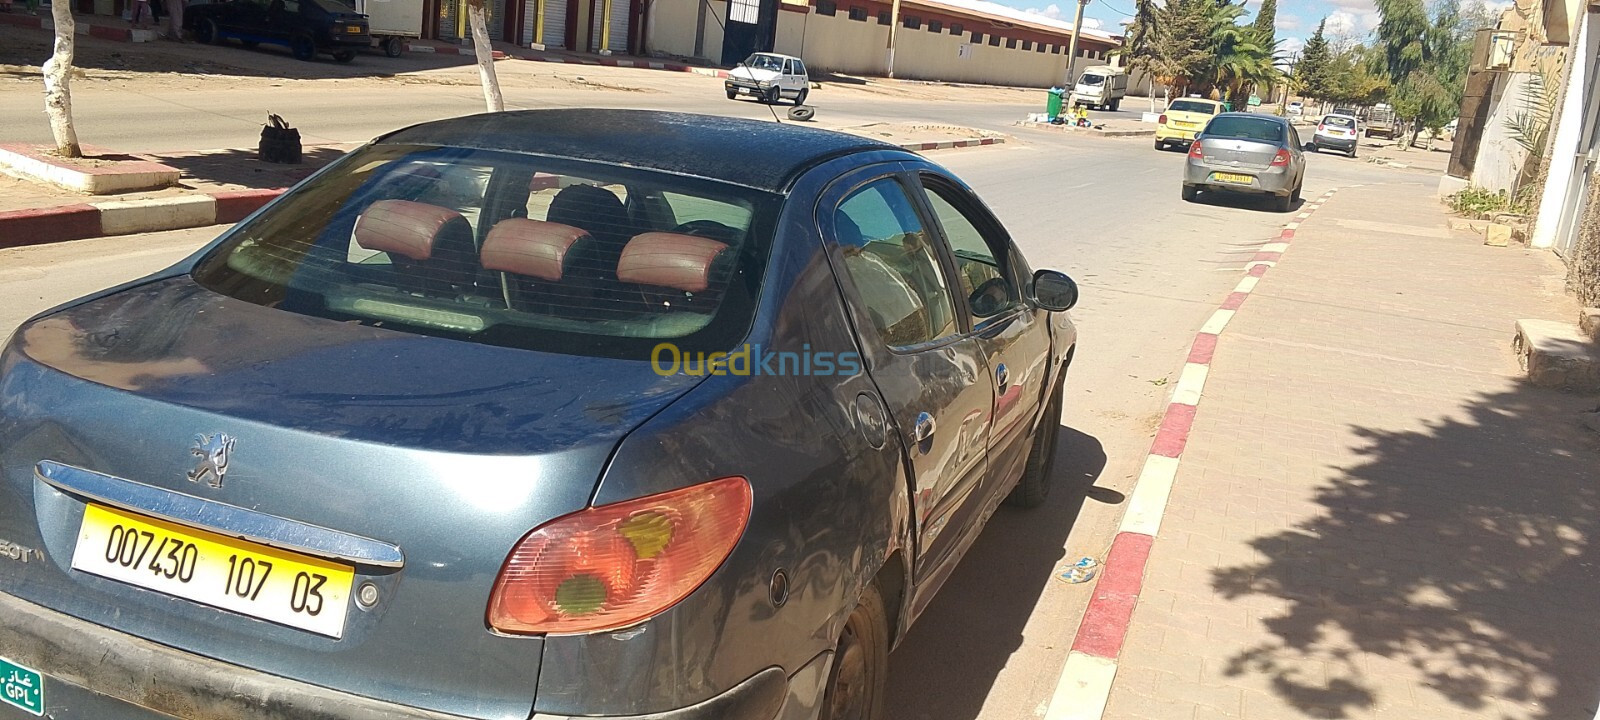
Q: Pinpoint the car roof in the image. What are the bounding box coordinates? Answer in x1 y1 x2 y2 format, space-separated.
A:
376 109 899 192
1323 113 1358 120
1213 111 1287 123
750 52 801 61
1173 98 1225 106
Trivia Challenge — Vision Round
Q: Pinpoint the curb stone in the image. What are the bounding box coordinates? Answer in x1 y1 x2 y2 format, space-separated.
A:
1041 185 1361 720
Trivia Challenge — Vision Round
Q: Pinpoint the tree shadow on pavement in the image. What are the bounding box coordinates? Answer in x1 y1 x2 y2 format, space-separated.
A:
153 145 349 191
1211 383 1600 719
885 426 1108 720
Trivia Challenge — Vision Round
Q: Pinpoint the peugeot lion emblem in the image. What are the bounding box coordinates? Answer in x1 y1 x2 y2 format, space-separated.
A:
187 433 235 488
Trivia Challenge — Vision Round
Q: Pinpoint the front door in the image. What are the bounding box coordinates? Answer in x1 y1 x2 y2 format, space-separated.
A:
820 172 995 586
913 173 1052 496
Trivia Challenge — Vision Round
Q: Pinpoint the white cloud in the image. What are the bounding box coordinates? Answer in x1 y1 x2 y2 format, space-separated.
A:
1021 3 1102 26
1323 7 1380 37
1275 13 1300 30
1025 3 1065 19
1279 36 1305 55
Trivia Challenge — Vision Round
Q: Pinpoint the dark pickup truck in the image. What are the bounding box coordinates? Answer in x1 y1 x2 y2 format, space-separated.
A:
186 0 370 63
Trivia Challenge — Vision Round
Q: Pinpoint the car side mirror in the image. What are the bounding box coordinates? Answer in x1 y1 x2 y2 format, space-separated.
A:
1030 269 1078 311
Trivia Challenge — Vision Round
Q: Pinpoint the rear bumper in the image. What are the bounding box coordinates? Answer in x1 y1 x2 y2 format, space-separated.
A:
1154 126 1199 143
1183 160 1293 195
324 34 372 48
0 589 789 720
1313 135 1356 150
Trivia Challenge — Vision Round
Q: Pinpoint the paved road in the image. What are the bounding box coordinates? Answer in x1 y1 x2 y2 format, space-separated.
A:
0 80 1411 718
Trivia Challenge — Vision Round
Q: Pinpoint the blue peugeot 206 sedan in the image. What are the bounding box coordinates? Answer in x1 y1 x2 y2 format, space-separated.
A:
0 110 1078 720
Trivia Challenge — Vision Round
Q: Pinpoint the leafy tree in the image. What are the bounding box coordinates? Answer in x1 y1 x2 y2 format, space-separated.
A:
1252 0 1277 48
1296 19 1334 105
1114 0 1163 110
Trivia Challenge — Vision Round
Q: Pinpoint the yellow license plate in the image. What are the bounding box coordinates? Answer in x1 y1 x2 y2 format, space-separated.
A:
347 25 362 32
1211 172 1253 185
71 504 354 638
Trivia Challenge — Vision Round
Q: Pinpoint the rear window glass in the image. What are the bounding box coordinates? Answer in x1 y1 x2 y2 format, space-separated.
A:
1323 116 1356 128
1168 100 1217 114
191 145 779 360
1203 116 1285 143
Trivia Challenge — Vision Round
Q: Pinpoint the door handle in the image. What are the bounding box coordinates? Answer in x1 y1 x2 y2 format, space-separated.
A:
995 363 1010 389
913 412 937 444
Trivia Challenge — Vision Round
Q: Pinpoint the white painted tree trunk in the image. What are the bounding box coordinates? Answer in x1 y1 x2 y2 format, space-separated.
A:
42 0 82 158
466 0 504 113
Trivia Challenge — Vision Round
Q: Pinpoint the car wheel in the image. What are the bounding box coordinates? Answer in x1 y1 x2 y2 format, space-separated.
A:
290 34 316 61
195 18 218 44
1181 185 1198 202
1273 193 1293 212
1154 139 1164 151
382 37 404 57
332 49 356 63
788 105 816 122
726 88 737 100
1349 148 1358 158
1110 99 1120 111
765 87 779 104
820 584 889 720
795 88 808 106
1292 181 1303 202
1004 373 1065 508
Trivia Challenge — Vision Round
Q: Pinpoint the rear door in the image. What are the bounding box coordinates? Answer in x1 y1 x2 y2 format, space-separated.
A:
818 169 994 586
912 172 1051 496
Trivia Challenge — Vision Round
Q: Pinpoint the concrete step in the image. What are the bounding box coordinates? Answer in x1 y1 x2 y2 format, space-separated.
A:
1514 319 1600 391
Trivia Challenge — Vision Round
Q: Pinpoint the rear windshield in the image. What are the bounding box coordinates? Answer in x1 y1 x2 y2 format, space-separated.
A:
1323 116 1356 128
191 145 779 360
1203 116 1285 142
1169 100 1217 114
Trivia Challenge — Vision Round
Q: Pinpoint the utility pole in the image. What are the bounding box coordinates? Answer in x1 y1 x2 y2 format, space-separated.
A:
886 0 902 78
1061 0 1090 87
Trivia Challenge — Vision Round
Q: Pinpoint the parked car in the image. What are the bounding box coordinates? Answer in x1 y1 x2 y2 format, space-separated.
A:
1182 112 1306 212
1286 101 1304 116
1070 65 1128 111
0 109 1080 720
1310 113 1361 157
1365 104 1398 139
726 52 810 105
187 0 370 63
1155 97 1226 151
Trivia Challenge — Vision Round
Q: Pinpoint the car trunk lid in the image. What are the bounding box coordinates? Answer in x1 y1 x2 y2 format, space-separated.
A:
1198 137 1279 170
0 276 705 719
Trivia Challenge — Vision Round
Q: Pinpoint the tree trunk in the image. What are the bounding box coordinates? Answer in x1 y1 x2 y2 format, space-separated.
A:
42 0 81 158
466 0 504 113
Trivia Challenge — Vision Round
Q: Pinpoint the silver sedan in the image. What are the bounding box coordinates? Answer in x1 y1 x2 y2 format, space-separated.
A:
1181 112 1306 212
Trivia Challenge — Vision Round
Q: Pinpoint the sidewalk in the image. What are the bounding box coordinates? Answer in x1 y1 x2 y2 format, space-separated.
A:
1100 181 1600 719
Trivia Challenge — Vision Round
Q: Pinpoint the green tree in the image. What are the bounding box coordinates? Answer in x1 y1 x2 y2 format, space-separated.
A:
1252 0 1277 47
1151 0 1215 97
1296 19 1333 105
1114 0 1164 111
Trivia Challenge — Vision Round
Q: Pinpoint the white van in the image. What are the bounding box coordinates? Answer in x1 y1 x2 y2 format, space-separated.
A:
1071 66 1128 111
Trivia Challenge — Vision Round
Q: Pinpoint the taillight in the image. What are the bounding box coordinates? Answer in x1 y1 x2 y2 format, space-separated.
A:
487 476 752 635
1317 124 1326 133
1158 114 1168 125
1188 141 1204 159
1271 148 1291 166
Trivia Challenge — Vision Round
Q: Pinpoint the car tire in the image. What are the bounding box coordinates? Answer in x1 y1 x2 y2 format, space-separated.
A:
195 18 218 44
1110 99 1120 111
788 105 816 122
333 49 356 63
1154 139 1164 151
1292 181 1303 203
1349 148 1358 158
726 88 737 100
1273 193 1293 212
795 88 808 106
382 37 404 57
1004 373 1065 508
291 34 316 61
765 87 779 104
820 584 889 720
1181 185 1198 202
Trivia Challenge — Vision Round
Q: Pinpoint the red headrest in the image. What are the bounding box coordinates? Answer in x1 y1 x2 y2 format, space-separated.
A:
617 232 730 293
481 219 591 282
354 200 464 261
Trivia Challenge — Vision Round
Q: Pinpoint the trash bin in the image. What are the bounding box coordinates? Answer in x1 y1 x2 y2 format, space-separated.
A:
1047 87 1066 122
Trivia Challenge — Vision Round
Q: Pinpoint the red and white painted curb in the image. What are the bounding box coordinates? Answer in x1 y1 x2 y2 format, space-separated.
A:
1041 185 1358 720
0 188 281 249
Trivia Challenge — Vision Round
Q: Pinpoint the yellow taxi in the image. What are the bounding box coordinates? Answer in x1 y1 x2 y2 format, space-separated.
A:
1155 98 1227 150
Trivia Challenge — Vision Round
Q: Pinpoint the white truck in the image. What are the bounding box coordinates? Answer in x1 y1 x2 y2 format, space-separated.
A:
1071 66 1128 111
355 0 421 57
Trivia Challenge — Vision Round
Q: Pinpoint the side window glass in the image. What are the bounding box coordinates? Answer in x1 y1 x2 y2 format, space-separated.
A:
921 182 1016 320
834 178 959 348
795 60 807 76
783 60 794 74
